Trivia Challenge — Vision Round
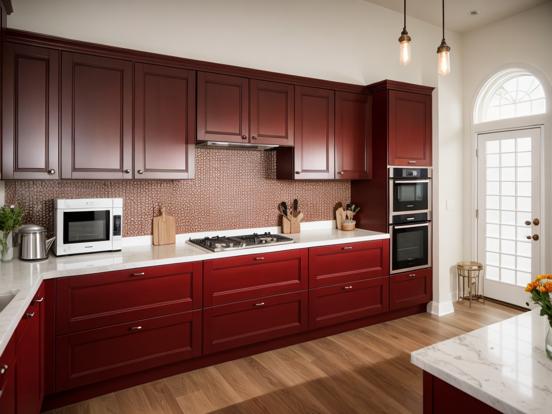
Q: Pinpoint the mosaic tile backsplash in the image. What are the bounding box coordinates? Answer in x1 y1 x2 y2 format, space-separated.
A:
5 148 350 237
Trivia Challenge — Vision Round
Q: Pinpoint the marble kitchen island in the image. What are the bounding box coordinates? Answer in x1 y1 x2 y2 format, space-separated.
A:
411 309 552 414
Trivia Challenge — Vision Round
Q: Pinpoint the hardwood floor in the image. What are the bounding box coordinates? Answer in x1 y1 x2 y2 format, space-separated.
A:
46 302 521 414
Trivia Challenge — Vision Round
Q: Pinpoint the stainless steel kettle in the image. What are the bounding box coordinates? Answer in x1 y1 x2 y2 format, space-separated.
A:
18 224 55 261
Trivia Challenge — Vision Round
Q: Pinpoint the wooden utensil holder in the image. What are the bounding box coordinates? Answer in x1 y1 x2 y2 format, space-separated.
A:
282 213 303 234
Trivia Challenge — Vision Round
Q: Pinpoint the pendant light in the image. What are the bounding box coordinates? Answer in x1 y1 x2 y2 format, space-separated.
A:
437 0 451 75
398 0 412 65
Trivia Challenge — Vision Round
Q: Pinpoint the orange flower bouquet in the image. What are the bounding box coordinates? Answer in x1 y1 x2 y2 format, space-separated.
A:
526 274 552 358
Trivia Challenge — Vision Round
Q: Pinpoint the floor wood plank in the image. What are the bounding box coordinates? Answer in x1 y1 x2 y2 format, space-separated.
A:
46 301 521 414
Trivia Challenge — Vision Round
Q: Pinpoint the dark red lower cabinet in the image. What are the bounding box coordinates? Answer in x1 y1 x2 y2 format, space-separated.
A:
309 277 389 329
0 337 16 414
55 311 201 391
389 268 432 311
203 291 308 355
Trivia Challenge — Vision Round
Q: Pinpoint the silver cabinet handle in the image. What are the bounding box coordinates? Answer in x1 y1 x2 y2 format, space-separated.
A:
343 285 353 290
408 160 417 164
254 302 265 307
129 326 143 332
0 364 8 375
137 170 144 174
25 312 35 318
342 246 353 250
33 297 45 303
131 272 145 277
47 169 56 175
255 257 265 261
409 273 416 279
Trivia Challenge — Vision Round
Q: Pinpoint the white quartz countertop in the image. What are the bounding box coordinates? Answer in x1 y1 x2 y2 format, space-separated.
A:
0 221 388 356
411 309 552 414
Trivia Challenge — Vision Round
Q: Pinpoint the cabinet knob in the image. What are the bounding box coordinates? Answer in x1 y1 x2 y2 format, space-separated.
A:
129 326 143 332
241 135 248 140
251 135 257 140
408 160 417 164
0 364 8 375
124 169 131 174
409 273 416 279
47 169 56 175
137 170 144 175
25 312 35 319
295 171 301 175
338 171 344 175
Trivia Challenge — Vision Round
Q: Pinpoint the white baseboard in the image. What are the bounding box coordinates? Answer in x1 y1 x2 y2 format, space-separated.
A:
426 300 455 316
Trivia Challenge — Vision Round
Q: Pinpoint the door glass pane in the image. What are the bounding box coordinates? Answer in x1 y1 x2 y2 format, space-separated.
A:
481 135 534 288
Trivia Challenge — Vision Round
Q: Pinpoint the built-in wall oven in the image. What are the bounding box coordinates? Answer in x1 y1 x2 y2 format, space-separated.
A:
389 167 432 274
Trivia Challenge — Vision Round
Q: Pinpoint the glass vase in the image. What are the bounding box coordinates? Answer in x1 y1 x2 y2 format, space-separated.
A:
546 325 552 359
1 231 14 262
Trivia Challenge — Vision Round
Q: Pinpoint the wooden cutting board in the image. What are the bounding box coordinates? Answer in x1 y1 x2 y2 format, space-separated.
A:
153 207 176 246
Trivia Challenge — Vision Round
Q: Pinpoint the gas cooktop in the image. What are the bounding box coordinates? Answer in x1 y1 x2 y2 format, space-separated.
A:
188 232 295 252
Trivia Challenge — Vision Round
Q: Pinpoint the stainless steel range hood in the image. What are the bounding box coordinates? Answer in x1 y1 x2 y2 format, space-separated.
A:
197 141 278 151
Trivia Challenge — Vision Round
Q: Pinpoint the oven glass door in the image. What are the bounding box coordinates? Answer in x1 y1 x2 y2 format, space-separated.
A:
63 210 111 244
392 222 430 272
393 180 429 212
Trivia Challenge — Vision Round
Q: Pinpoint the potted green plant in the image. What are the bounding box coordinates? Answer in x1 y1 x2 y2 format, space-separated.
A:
0 205 23 262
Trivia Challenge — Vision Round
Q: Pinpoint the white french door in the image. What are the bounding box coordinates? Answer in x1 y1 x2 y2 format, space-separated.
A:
477 127 543 307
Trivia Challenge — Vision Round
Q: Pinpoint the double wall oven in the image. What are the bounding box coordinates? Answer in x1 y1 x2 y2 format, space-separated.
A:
389 167 432 274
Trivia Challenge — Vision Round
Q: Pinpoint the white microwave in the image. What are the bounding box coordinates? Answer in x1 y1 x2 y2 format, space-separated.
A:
54 198 123 256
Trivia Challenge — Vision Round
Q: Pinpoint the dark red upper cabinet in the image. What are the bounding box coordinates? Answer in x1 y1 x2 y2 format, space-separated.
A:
388 89 432 166
2 43 60 179
250 80 294 146
277 86 335 179
335 92 371 179
197 71 249 144
61 52 133 179
135 63 196 179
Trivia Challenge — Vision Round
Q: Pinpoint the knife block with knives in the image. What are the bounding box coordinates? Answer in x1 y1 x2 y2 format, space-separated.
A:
279 199 303 234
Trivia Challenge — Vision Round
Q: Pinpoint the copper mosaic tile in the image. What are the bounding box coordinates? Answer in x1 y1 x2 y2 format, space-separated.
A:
4 149 351 237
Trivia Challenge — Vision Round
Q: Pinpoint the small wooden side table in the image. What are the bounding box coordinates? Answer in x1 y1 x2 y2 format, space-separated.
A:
457 261 485 307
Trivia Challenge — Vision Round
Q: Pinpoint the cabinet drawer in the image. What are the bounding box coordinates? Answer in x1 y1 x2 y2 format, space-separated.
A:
390 268 432 310
203 291 308 355
204 249 308 307
309 240 389 288
309 277 389 329
55 311 201 391
56 262 202 334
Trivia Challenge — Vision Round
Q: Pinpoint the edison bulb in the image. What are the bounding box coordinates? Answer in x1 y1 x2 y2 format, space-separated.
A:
399 39 411 65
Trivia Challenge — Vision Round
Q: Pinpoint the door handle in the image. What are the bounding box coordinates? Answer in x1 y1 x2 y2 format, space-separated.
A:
526 234 539 241
525 219 541 226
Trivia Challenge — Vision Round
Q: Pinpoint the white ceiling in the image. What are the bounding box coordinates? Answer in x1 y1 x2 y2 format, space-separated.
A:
363 0 550 32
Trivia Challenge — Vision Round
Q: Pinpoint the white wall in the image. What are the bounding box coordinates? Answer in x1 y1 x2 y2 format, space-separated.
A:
6 0 465 312
461 2 552 274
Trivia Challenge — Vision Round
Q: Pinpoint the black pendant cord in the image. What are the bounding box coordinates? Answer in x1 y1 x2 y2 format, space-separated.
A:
403 0 407 31
442 0 445 41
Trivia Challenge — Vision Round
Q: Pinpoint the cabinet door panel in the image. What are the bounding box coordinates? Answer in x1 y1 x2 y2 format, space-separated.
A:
197 72 248 143
250 80 294 146
0 335 16 414
293 86 335 179
335 92 371 179
203 292 308 354
309 240 389 288
390 268 432 310
61 52 133 179
204 249 308 307
309 277 389 329
56 262 202 334
16 299 42 414
55 311 201 391
2 43 59 179
135 64 195 179
388 91 432 166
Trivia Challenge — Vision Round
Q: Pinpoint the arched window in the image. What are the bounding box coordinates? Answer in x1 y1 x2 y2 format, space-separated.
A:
474 69 546 123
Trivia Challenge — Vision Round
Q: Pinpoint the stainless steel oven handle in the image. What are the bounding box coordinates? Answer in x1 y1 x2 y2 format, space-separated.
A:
393 222 430 229
393 180 430 184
